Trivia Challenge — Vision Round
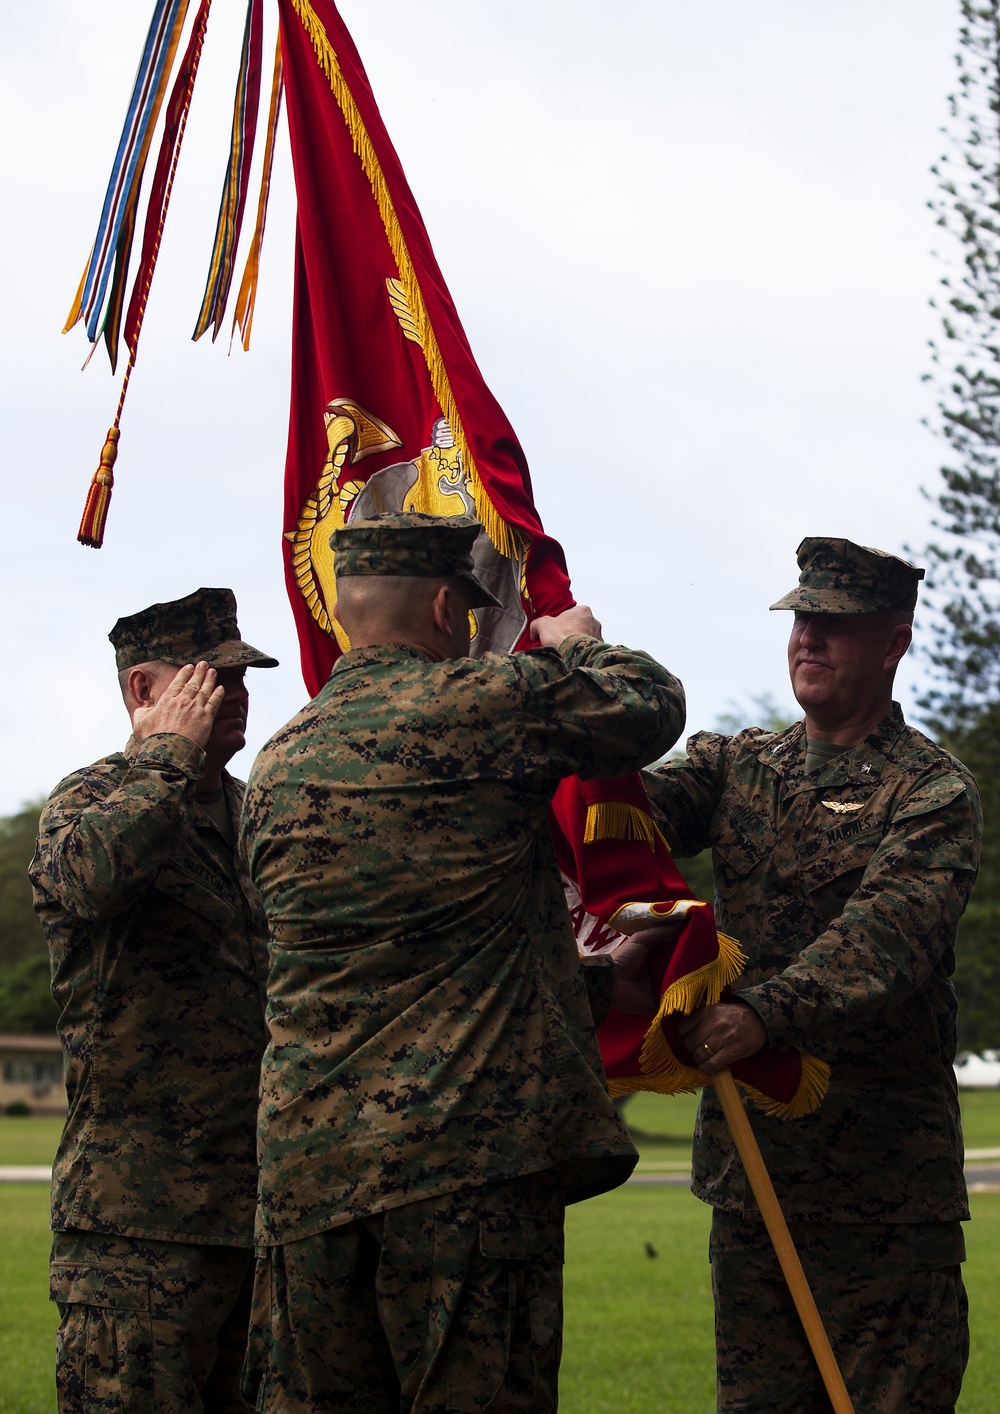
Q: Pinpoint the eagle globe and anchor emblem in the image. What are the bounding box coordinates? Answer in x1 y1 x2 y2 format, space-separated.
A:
286 399 528 655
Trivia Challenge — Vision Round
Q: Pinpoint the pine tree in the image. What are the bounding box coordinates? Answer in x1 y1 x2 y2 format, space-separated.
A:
0 803 46 969
924 4 1000 1049
924 0 1000 726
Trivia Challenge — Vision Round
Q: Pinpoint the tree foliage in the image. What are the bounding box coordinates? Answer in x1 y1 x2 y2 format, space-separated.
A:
0 804 46 970
920 4 1000 1048
937 709 1000 1051
0 954 57 1034
923 0 1000 724
0 803 54 1034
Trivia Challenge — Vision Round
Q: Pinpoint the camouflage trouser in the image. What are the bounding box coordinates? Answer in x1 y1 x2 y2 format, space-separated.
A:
242 1169 565 1413
709 1209 968 1413
50 1229 254 1413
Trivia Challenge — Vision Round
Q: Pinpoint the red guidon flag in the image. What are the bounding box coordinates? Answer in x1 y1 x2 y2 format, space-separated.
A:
276 0 828 1118
278 0 569 676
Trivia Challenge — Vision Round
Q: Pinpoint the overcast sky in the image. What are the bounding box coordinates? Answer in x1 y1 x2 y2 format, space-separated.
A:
0 0 961 814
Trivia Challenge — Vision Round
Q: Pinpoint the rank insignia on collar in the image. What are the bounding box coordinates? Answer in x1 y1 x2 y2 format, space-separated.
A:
820 800 866 814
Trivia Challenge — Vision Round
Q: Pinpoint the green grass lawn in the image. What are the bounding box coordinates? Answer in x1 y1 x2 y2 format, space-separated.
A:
961 1194 1000 1414
623 1086 1000 1159
621 1090 699 1172
563 1186 715 1413
1 1094 998 1413
566 1188 1000 1414
0 1118 62 1168
2 1181 997 1414
957 1090 1000 1150
0 1186 56 1414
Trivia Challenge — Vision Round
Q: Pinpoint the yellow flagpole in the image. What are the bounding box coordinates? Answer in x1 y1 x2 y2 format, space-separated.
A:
712 1068 855 1414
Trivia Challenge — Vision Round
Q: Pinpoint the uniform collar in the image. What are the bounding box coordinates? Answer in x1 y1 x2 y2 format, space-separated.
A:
330 643 435 675
755 702 906 793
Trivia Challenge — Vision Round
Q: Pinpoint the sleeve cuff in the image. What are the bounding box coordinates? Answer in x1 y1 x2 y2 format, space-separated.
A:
557 633 603 668
132 733 207 783
731 987 781 1051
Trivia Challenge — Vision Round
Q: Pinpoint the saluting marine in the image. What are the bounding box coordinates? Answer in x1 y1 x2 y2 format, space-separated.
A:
30 588 277 1414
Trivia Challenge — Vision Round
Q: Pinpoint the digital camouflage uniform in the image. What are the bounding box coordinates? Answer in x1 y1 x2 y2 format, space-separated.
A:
30 589 276 1414
644 539 983 1414
240 513 687 1413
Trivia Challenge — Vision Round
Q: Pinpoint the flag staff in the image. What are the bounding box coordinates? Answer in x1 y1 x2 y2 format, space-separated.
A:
712 1067 855 1414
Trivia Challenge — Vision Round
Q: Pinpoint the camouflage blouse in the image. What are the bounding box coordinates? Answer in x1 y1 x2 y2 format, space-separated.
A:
30 734 269 1245
645 705 982 1223
241 635 685 1244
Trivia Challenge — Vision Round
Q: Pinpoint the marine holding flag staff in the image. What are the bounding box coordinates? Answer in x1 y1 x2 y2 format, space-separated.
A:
644 538 982 1414
239 512 687 1414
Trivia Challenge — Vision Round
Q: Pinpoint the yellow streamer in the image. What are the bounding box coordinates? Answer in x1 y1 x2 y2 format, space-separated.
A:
232 33 283 351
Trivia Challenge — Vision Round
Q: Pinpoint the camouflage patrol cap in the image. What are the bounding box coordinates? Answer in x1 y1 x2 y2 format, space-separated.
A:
332 512 502 609
109 588 279 671
769 538 925 614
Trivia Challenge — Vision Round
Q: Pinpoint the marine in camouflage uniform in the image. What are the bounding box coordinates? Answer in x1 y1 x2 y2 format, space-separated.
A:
29 589 278 1414
644 539 982 1414
240 513 686 1413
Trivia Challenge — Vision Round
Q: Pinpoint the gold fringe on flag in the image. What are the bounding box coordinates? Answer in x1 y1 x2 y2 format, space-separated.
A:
606 1040 704 1100
583 801 657 849
611 1025 830 1120
286 0 516 560
736 1054 831 1121
657 929 746 1013
605 929 747 1096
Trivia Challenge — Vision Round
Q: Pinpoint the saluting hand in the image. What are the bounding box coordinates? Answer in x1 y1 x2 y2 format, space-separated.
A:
132 662 225 750
529 605 603 649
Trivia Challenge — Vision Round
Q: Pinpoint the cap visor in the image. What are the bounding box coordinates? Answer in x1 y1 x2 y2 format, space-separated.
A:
769 589 875 614
164 640 279 668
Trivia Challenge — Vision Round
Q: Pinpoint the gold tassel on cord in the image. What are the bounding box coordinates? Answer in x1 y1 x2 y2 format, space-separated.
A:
77 428 120 549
